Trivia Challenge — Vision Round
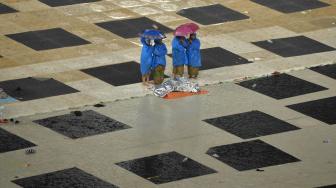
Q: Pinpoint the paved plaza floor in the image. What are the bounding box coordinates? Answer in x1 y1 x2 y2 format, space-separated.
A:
0 0 335 187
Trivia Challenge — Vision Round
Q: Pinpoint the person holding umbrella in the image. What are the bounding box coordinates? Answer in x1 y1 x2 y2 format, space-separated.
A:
140 36 153 86
173 23 200 78
139 29 166 86
152 38 167 85
187 32 201 79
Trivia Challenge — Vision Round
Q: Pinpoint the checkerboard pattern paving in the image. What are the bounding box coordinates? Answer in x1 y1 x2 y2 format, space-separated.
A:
251 0 330 13
206 139 300 171
203 110 300 139
0 3 17 14
12 167 119 188
0 77 79 101
177 4 249 25
116 151 217 184
6 28 91 51
33 110 131 139
237 73 328 99
1 0 336 187
252 36 335 57
0 128 36 153
38 0 101 7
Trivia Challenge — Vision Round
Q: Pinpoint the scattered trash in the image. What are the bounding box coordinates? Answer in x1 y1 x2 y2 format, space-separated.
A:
152 24 158 29
24 163 31 167
256 168 264 172
254 57 262 61
0 88 8 99
332 22 336 25
73 111 82 116
272 71 281 75
182 157 188 162
301 11 307 14
25 148 36 155
267 39 273 44
243 11 249 14
323 139 331 143
147 175 159 180
153 77 200 98
14 120 20 124
252 83 257 88
94 103 105 108
212 154 220 158
0 119 8 124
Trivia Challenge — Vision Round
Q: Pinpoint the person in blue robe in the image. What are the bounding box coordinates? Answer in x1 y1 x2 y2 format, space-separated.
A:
152 39 167 85
172 36 188 78
140 37 154 85
186 33 201 79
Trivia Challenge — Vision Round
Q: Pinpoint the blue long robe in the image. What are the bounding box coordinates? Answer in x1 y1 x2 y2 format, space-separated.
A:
140 37 154 75
153 43 167 68
187 38 201 67
172 37 188 67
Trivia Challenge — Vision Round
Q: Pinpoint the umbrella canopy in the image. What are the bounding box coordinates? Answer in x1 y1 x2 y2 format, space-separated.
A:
182 23 199 33
174 22 199 36
140 29 166 40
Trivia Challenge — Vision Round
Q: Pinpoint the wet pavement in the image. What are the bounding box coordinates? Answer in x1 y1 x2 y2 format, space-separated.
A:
0 0 336 187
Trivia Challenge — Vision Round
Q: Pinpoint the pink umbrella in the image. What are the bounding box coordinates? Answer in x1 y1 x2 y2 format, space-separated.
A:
182 23 199 33
174 22 200 36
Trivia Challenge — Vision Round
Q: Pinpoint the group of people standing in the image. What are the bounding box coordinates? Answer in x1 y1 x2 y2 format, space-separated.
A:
140 32 201 86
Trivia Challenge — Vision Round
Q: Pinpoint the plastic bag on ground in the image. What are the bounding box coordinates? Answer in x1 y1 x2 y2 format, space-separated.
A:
153 77 200 98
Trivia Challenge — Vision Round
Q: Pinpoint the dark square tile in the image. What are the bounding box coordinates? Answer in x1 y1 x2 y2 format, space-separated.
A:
38 0 101 7
206 139 300 171
0 3 17 14
310 64 336 80
0 77 79 101
238 73 327 99
82 61 167 86
82 62 141 86
200 47 252 70
12 167 118 188
316 184 336 188
168 47 252 70
96 17 173 38
33 110 131 139
0 128 36 153
6 28 90 51
252 36 335 57
251 0 330 13
116 151 217 184
287 96 336 125
177 4 249 25
203 110 300 139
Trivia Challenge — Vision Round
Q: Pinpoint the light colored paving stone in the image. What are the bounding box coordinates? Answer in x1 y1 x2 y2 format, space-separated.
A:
228 26 298 42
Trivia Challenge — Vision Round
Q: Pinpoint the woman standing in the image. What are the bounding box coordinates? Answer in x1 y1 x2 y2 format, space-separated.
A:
172 36 188 78
187 33 201 79
140 37 154 85
152 39 167 85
